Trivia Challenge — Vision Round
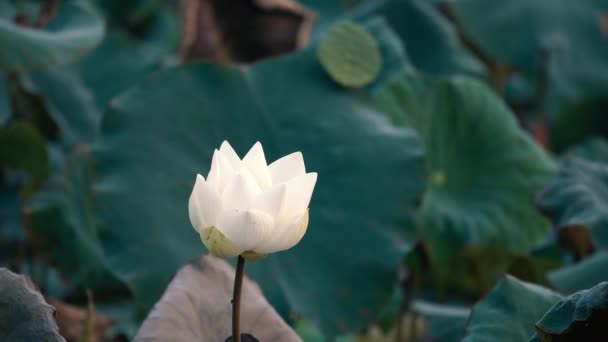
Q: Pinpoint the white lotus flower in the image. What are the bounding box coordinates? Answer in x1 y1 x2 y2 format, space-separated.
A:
188 141 317 259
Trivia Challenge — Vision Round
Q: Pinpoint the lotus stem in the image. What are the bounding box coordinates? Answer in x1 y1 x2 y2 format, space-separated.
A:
232 255 246 342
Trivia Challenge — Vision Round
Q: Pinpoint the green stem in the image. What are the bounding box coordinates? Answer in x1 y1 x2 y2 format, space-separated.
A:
232 256 246 342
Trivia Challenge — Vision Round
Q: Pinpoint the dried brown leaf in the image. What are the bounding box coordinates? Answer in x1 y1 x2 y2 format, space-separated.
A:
180 0 316 64
134 254 301 342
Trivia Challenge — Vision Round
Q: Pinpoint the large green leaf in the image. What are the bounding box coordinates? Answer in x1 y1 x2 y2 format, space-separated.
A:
452 0 608 115
4 72 61 141
0 2 104 71
0 268 66 342
359 17 414 90
548 251 608 293
26 66 101 146
25 147 124 292
377 0 483 76
536 158 608 249
451 0 608 69
92 25 425 336
19 12 177 147
532 281 608 340
463 275 563 342
537 149 608 292
374 73 555 288
78 14 177 110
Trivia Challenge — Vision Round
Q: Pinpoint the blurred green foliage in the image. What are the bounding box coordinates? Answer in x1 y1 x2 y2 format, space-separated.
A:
463 275 563 342
1 0 608 341
531 281 608 341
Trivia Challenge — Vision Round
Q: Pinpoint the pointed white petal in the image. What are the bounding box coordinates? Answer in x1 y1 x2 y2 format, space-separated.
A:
188 174 206 232
219 141 241 169
206 150 222 191
281 172 317 217
188 174 223 232
253 184 286 218
242 142 272 189
255 210 308 253
217 209 275 251
268 151 306 184
221 168 262 211
215 151 237 193
197 179 223 227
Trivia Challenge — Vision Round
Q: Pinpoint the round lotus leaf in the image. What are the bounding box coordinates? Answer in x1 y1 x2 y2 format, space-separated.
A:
317 21 382 88
374 73 555 291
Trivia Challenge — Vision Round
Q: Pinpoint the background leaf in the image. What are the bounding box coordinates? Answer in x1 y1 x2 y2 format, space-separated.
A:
26 66 101 146
537 158 608 250
548 251 608 293
451 0 608 116
0 2 104 71
462 275 563 342
377 0 483 76
537 143 608 292
451 0 608 68
533 281 608 340
77 16 177 110
25 147 125 292
374 73 555 291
